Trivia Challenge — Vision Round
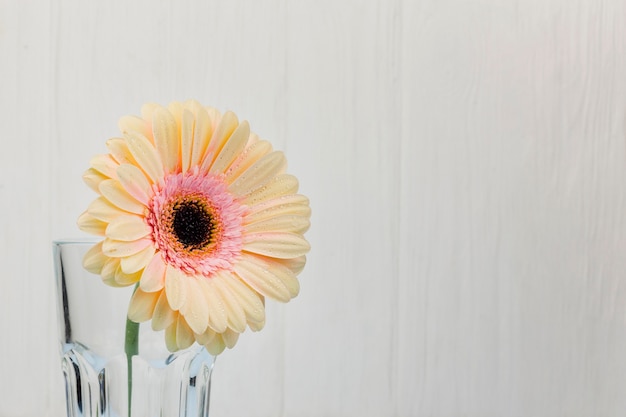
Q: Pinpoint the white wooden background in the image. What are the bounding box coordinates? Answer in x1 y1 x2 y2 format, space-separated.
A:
2 0 626 416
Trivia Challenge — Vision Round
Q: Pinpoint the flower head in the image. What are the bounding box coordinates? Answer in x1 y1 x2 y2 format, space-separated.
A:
78 100 310 355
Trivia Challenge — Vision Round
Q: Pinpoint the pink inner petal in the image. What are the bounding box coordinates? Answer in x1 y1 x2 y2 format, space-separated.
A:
146 167 245 278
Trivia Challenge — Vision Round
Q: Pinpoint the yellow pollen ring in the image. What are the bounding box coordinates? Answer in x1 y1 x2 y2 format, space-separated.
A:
161 193 223 256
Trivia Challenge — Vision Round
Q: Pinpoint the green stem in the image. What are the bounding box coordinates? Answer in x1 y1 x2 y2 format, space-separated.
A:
125 285 140 417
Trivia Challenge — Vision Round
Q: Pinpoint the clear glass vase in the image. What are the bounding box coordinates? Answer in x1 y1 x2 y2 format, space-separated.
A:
53 240 216 417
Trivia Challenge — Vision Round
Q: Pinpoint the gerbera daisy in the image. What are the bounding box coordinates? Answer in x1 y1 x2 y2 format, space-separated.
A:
77 100 310 355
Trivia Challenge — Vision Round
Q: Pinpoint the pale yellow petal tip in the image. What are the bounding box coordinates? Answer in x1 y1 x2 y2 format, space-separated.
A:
222 329 240 349
167 101 183 115
221 110 239 125
204 336 227 356
248 318 266 332
242 232 310 259
118 115 148 136
140 102 163 120
182 99 202 109
90 154 119 179
127 288 158 322
151 291 176 331
82 241 106 274
284 255 307 275
194 320 244 355
201 329 240 355
82 168 108 192
165 315 195 350
77 211 106 235
165 322 179 352
114 268 142 286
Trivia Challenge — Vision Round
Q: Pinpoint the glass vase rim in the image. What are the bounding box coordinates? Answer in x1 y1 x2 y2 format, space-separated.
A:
53 237 101 246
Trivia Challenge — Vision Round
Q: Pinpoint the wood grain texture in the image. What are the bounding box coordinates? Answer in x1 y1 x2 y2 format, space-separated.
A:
1 0 626 416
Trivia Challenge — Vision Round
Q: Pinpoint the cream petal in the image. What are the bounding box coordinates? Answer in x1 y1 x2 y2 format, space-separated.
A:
242 174 299 205
198 278 228 333
140 254 167 292
114 264 142 286
128 288 158 322
223 139 273 184
167 101 184 131
256 256 300 298
106 138 136 165
212 274 247 333
101 257 119 280
199 111 238 173
116 163 153 205
102 275 124 287
245 131 260 147
205 106 222 131
90 154 119 179
195 326 217 346
99 179 145 215
277 255 307 275
119 115 151 139
176 315 195 350
125 130 164 183
152 290 177 331
141 103 160 130
102 237 152 258
83 168 108 193
233 255 293 302
248 318 265 332
152 106 180 173
190 106 213 168
222 274 266 325
87 197 127 223
100 257 125 287
165 320 179 351
120 244 155 274
82 241 106 274
242 232 310 259
183 99 204 113
228 151 286 196
209 120 250 174
165 265 187 311
106 214 151 241
180 276 209 334
222 328 240 349
204 334 226 356
245 214 310 234
77 212 107 236
180 109 195 173
245 194 310 219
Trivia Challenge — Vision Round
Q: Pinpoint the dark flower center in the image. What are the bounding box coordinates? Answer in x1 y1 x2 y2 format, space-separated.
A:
172 200 215 249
